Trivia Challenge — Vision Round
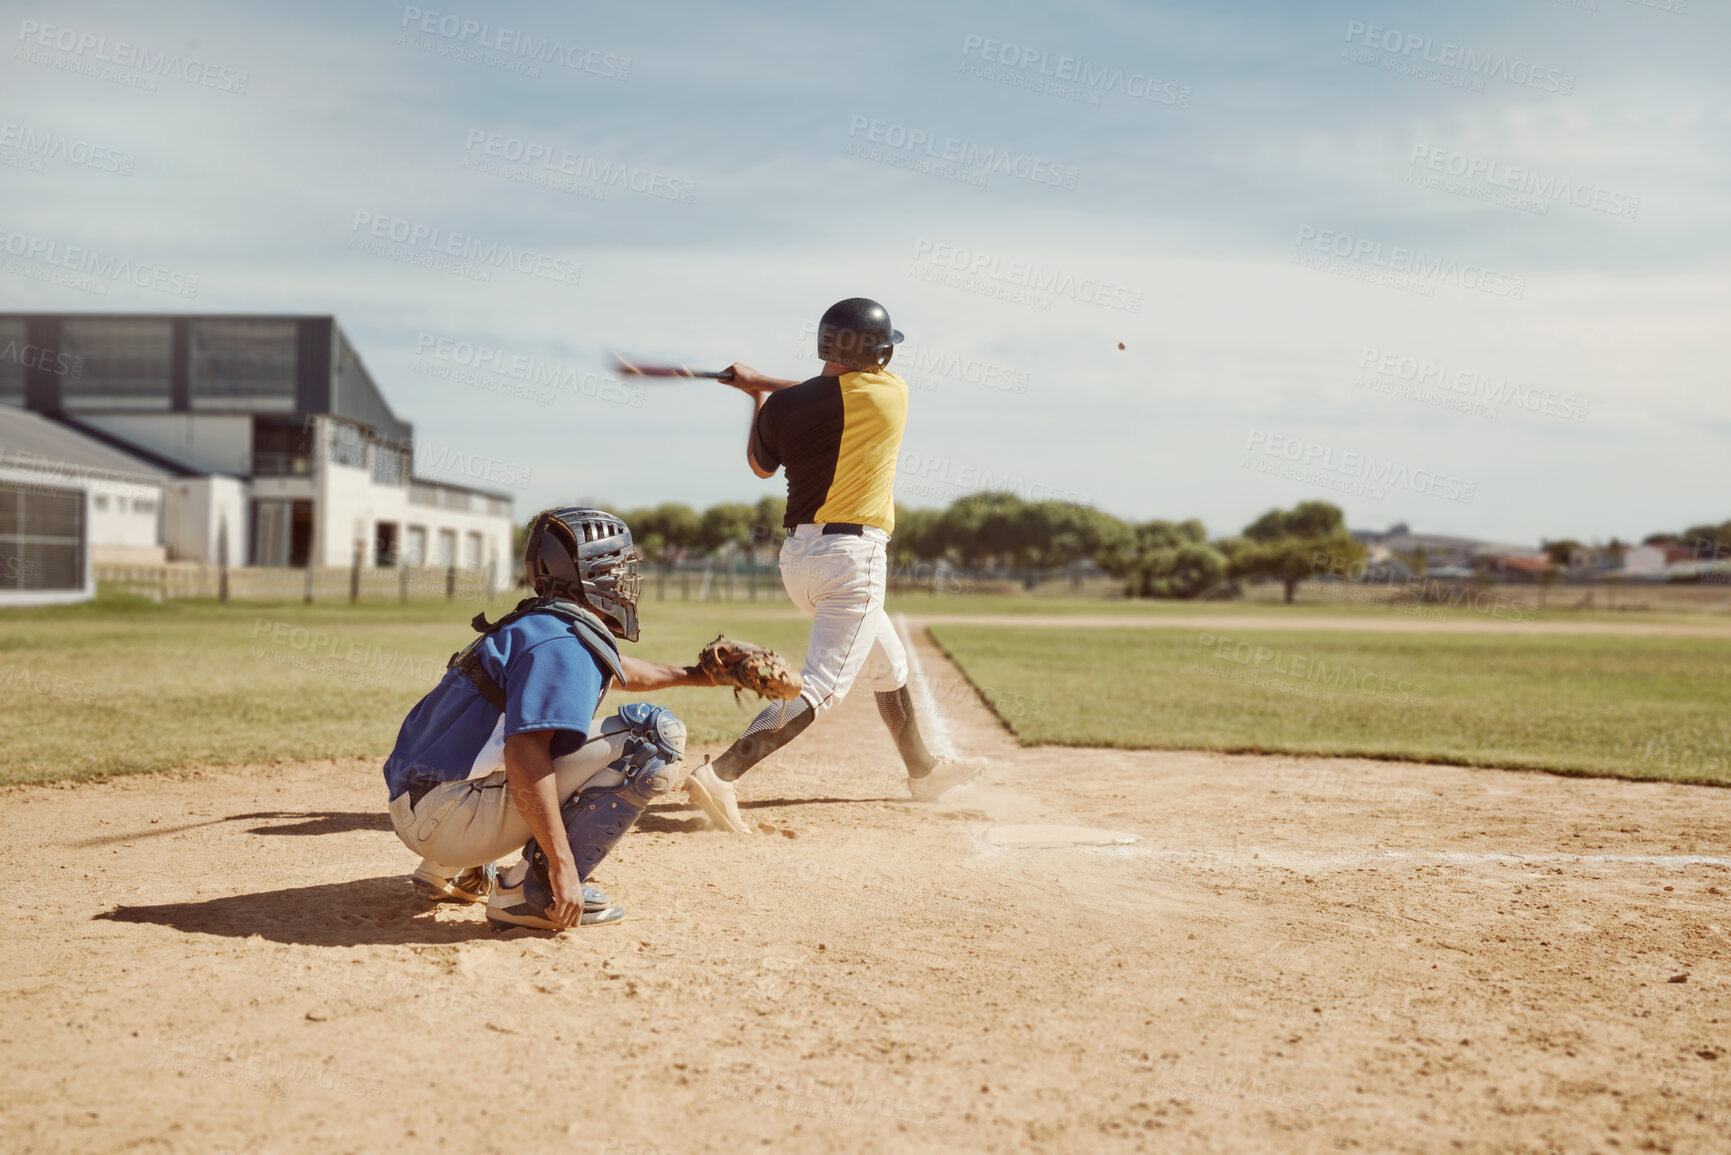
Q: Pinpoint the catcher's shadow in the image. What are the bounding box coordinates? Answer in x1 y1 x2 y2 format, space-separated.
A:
94 876 505 946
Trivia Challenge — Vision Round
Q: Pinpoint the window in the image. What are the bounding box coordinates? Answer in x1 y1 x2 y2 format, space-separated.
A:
59 318 172 411
465 531 483 570
0 317 25 407
189 319 296 411
375 521 399 567
371 438 408 487
251 499 314 567
328 421 366 469
436 528 456 567
133 498 156 516
93 494 110 512
404 525 427 567
252 417 315 477
0 482 84 590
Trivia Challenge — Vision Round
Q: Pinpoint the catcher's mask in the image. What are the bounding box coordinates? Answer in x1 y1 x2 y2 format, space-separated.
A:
524 507 642 642
816 297 904 372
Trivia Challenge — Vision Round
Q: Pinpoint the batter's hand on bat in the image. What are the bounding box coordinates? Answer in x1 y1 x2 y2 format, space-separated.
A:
724 364 802 395
722 363 767 392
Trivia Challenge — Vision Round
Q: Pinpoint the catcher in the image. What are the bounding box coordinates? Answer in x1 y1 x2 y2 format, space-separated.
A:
380 506 799 931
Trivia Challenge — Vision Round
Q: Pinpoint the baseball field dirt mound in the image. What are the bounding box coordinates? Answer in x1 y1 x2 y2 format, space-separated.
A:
2 633 1729 1154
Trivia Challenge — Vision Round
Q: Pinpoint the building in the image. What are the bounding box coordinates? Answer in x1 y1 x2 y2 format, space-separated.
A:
0 313 513 603
1351 524 1550 581
0 407 168 605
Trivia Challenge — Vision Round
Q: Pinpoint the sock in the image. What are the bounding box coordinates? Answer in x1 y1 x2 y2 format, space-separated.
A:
712 697 815 782
875 685 936 778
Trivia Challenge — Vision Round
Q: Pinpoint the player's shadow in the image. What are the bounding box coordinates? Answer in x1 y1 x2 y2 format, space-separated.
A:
95 876 503 946
72 810 391 848
239 811 393 837
740 797 903 808
635 812 710 834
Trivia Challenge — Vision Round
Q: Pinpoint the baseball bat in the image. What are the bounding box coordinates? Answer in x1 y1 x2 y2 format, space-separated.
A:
612 353 734 382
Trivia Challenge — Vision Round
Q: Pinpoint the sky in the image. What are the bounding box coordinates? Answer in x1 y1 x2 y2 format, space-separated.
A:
2 0 1726 546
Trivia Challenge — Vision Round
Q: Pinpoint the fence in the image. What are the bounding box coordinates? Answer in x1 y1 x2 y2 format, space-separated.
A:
96 564 504 604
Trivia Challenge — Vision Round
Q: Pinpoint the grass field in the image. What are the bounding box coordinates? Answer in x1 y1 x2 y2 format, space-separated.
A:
888 586 1731 628
7 591 1729 789
929 622 1731 786
0 593 811 786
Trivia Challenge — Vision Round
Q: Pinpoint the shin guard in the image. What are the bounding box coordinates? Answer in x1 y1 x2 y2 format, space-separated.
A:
522 703 684 904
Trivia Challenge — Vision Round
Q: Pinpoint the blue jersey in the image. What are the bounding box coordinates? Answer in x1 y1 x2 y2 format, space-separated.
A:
382 611 607 800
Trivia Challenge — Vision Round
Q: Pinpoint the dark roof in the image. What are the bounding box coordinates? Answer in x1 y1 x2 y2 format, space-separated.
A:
0 407 168 482
47 414 219 478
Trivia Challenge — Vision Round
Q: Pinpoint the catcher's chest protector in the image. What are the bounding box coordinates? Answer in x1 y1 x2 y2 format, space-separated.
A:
448 596 626 711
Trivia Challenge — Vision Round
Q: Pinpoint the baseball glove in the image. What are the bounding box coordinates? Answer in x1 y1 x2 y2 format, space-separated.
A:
697 635 803 702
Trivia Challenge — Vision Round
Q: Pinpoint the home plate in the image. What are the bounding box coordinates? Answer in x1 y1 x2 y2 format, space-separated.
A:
985 824 1139 849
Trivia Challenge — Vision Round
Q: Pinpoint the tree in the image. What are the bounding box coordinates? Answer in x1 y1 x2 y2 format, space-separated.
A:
751 496 787 556
939 492 1031 571
1541 539 1581 567
1095 517 1225 599
889 505 946 570
1682 522 1731 557
623 502 701 562
698 502 757 554
1234 501 1364 604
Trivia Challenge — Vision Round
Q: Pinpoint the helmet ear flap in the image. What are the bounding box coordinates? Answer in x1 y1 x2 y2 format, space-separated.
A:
526 514 582 599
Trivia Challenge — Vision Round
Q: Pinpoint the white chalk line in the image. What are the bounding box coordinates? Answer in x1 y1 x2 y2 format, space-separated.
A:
1131 849 1731 871
895 613 957 759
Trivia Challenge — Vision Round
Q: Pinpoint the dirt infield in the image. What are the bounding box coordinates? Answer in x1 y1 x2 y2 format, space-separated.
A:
4 634 1730 1154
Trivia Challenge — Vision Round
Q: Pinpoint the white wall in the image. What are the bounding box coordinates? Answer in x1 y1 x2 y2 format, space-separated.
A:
79 414 253 476
163 476 250 565
1621 545 1666 576
310 417 514 586
85 473 165 562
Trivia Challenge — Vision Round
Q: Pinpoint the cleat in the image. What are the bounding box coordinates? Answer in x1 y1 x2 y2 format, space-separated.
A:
684 758 754 834
908 756 987 802
485 860 624 930
412 861 497 904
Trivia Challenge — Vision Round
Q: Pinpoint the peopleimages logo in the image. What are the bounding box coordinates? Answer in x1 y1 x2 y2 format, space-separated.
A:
16 18 250 93
412 332 644 408
1358 347 1588 423
1294 226 1525 301
0 121 135 175
960 34 1192 108
461 131 694 203
910 239 1143 313
1407 145 1638 220
1343 21 1576 95
1243 428 1476 505
398 7 630 78
846 115 1079 190
0 228 199 298
347 211 580 287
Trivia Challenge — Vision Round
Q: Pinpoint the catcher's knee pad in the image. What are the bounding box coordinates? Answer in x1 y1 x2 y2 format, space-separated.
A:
597 702 686 802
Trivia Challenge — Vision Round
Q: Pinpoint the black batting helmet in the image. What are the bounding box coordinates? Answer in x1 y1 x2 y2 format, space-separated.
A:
817 298 904 371
524 507 642 642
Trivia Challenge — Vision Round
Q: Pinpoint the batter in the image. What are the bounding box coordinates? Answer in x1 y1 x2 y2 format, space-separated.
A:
682 298 987 834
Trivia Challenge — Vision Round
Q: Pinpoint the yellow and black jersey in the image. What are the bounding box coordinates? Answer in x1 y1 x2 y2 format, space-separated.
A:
750 369 908 533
